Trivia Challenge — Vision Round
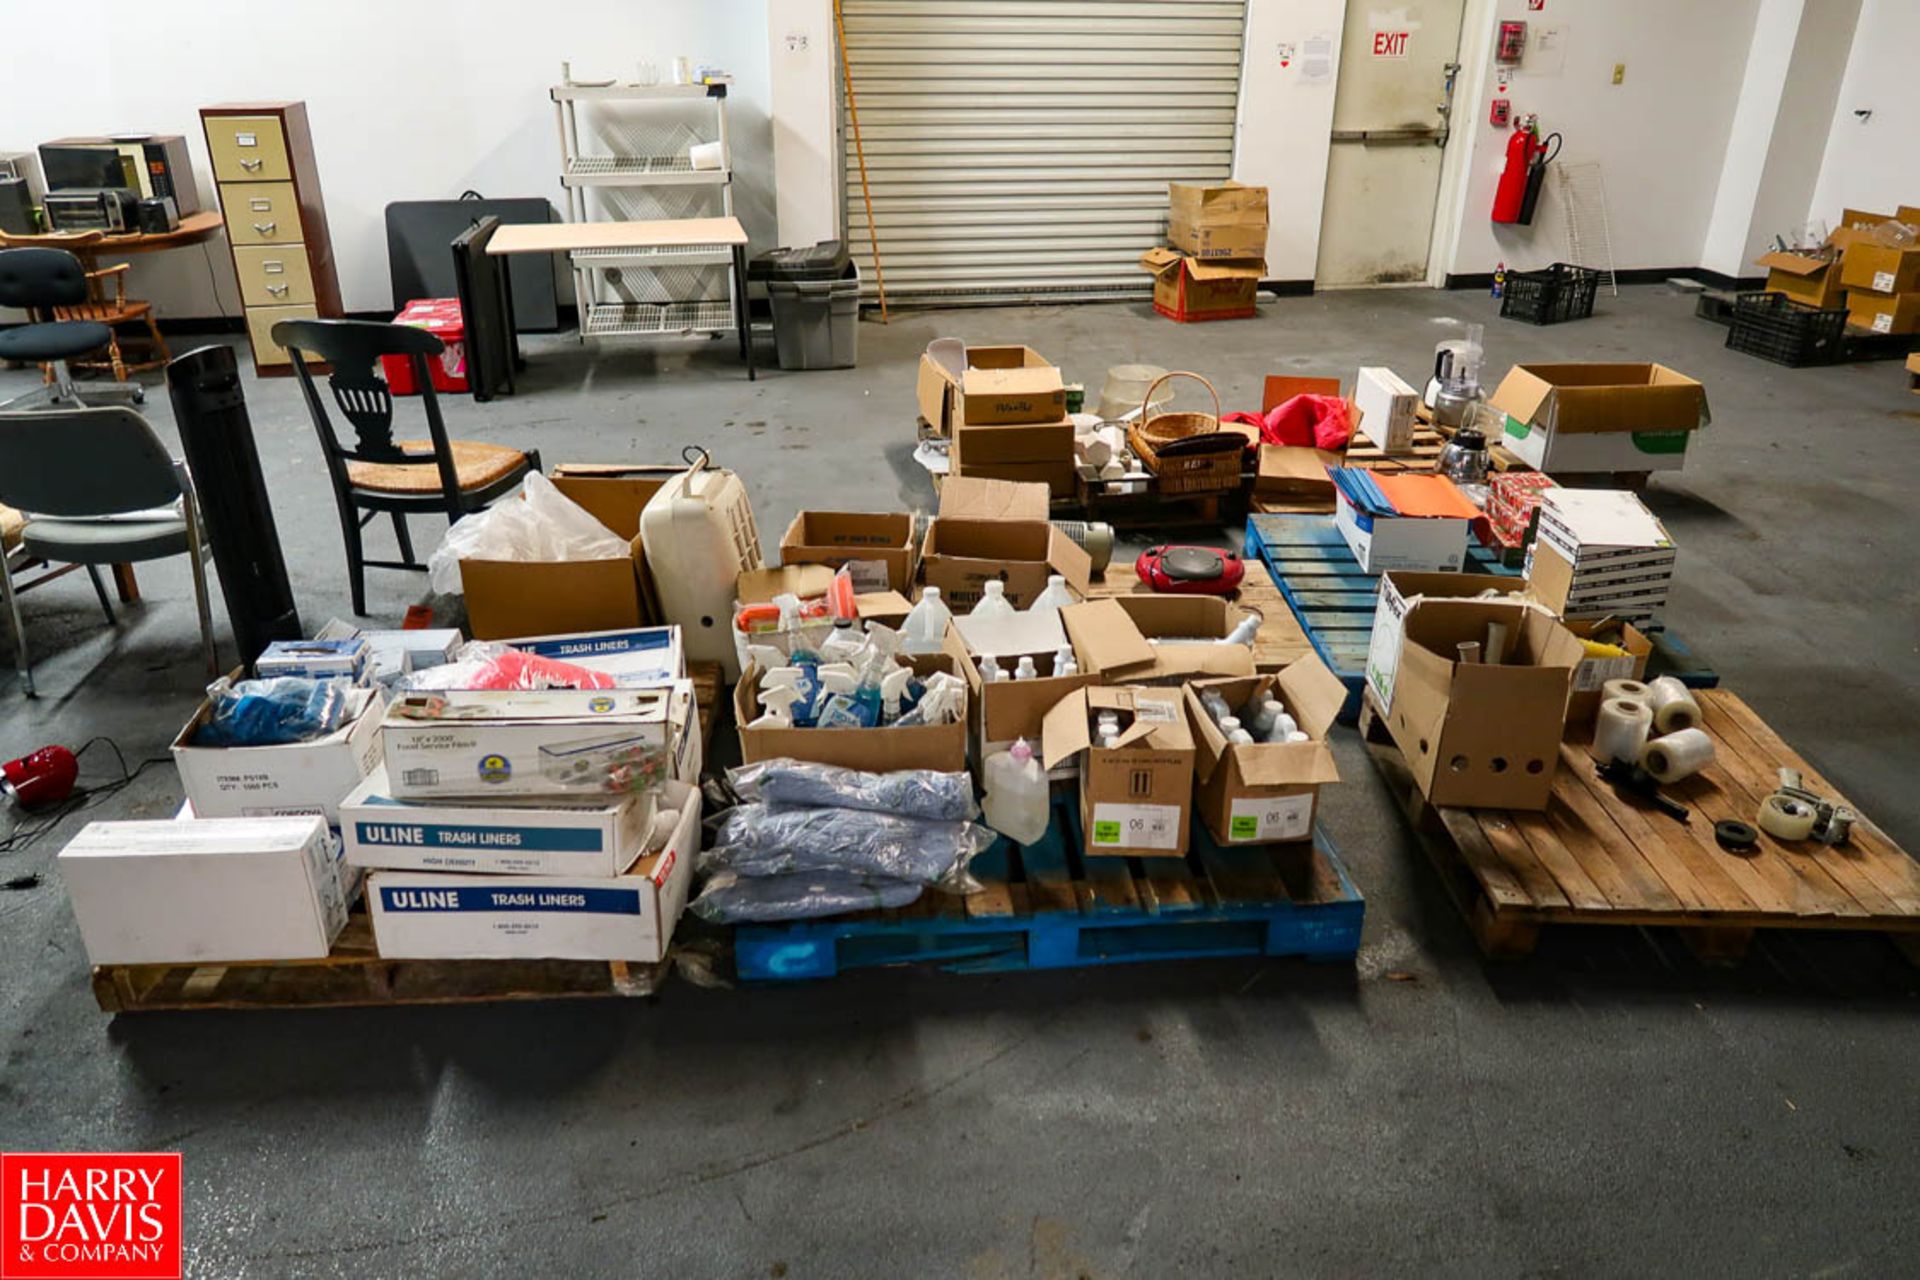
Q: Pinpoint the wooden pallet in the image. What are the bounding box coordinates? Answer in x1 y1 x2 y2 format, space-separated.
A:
1243 512 1719 723
733 795 1363 981
91 917 669 1013
1359 688 1920 963
1070 476 1249 530
1083 558 1313 673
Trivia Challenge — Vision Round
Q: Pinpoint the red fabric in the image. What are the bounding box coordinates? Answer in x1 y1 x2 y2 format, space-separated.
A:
1233 395 1354 451
466 650 615 691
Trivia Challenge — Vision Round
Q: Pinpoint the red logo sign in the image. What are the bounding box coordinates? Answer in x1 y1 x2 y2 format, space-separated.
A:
1372 30 1411 57
2 1154 181 1280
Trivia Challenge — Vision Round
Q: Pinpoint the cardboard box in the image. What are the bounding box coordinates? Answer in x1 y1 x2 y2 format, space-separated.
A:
1755 250 1846 310
366 779 698 963
462 466 676 641
508 625 686 685
1908 351 1920 392
59 816 348 965
1354 366 1419 454
255 637 370 682
1140 248 1263 322
381 685 688 801
734 641 970 773
1331 473 1473 574
1042 686 1195 857
341 764 655 876
1254 445 1341 505
779 511 918 593
1363 572 1584 809
1562 620 1651 726
1525 488 1676 629
1167 180 1269 260
1845 289 1920 335
958 616 1100 777
1185 660 1344 846
949 456 1077 497
1489 363 1710 474
171 686 386 824
915 344 1065 434
1060 595 1256 685
1840 241 1920 296
920 476 1091 610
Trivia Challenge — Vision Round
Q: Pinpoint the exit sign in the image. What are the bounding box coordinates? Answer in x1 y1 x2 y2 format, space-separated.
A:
1372 29 1411 57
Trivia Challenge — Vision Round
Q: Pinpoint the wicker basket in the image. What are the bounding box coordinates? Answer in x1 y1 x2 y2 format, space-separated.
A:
1127 371 1244 495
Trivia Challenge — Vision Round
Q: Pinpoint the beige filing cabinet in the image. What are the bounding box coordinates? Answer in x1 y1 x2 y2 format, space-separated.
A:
200 102 342 376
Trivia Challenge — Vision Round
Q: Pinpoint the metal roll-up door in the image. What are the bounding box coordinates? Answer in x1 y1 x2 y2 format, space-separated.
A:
840 0 1249 304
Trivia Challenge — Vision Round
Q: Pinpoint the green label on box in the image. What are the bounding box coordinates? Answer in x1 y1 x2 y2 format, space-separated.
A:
1229 815 1260 840
1092 820 1122 845
1629 430 1690 455
1503 413 1532 441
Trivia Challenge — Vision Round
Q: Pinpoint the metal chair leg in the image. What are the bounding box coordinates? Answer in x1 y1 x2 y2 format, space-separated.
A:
0 553 33 697
182 501 219 678
85 564 116 623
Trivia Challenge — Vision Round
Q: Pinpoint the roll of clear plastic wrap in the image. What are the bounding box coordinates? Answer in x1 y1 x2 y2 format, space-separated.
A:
1645 676 1701 734
1593 697 1653 764
1602 678 1652 709
1639 727 1715 784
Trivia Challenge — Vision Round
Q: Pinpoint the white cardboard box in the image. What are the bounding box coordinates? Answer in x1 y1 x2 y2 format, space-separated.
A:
366 780 700 962
171 688 386 824
341 764 654 876
59 816 347 966
1333 486 1469 574
381 686 686 801
255 637 371 682
507 625 685 685
1354 366 1417 454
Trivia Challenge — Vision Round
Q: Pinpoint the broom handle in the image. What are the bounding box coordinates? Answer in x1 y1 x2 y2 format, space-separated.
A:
834 0 888 322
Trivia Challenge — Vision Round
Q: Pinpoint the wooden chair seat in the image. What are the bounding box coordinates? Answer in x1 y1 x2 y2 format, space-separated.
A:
1 503 23 552
57 298 154 323
347 438 529 495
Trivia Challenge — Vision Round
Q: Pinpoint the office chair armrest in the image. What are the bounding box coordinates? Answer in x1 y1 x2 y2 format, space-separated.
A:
85 262 132 304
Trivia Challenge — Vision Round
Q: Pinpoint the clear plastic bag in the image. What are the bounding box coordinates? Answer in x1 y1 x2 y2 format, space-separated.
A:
703 804 993 890
427 472 631 596
689 870 923 923
195 676 355 746
726 759 979 821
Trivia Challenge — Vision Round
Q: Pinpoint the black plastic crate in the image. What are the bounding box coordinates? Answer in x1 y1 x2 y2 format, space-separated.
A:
1500 262 1600 324
1725 291 1847 367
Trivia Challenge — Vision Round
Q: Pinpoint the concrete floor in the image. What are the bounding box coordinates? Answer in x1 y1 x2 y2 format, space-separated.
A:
2 286 1918 1277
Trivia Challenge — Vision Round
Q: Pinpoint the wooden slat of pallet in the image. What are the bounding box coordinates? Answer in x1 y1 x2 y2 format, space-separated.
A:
689 661 722 746
1016 839 1081 916
1077 854 1144 915
1364 726 1532 910
964 842 1017 919
1135 856 1206 914
1467 811 1573 910
1545 765 1692 914
1193 841 1288 905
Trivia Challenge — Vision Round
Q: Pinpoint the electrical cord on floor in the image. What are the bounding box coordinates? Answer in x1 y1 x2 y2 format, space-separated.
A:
0 736 174 865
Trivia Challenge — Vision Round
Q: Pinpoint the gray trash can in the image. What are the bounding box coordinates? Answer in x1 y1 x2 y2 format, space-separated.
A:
753 241 859 371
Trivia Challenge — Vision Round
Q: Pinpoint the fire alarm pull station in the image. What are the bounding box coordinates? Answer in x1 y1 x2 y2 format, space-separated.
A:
1497 20 1528 63
1490 98 1512 128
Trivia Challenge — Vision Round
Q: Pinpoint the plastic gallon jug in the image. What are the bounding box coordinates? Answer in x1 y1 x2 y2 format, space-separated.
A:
902 587 953 654
970 580 1016 619
639 447 763 679
982 738 1049 845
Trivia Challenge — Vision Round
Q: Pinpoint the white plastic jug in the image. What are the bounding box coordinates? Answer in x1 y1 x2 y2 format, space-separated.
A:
639 447 763 679
982 738 1050 845
902 586 952 654
970 580 1016 619
1029 574 1077 613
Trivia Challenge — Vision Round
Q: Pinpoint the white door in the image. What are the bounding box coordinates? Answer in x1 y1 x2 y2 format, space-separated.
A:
1316 0 1468 286
839 0 1250 304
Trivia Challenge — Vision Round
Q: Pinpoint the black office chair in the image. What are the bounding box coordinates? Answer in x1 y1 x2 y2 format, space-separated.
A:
0 248 145 410
273 317 541 615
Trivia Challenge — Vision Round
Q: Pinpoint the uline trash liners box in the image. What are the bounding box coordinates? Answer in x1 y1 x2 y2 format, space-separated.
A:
752 241 860 371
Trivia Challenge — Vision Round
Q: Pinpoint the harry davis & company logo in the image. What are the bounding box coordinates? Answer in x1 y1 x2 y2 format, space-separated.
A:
2 1151 182 1279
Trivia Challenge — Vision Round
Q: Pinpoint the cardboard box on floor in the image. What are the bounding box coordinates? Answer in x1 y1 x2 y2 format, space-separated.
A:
734 629 971 773
172 683 386 824
1139 248 1263 323
1061 595 1256 685
1185 660 1344 847
921 476 1091 610
916 344 1066 436
1042 686 1195 857
778 511 918 593
1488 363 1710 474
1754 250 1846 310
1846 289 1920 335
1167 181 1269 260
1363 571 1584 809
461 464 676 641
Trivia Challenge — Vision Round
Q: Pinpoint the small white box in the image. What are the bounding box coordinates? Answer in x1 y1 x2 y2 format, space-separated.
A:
341 764 654 876
171 688 386 824
1334 486 1469 574
255 637 371 682
508 625 685 685
364 627 463 670
367 780 700 962
59 816 348 965
1355 366 1418 455
381 686 687 801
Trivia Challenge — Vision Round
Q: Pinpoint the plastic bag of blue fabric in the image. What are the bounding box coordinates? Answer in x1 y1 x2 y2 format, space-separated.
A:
703 803 992 891
194 676 355 747
689 870 923 923
725 759 979 821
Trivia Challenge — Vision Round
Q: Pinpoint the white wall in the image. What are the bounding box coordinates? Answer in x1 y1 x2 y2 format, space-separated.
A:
1809 0 1920 222
1444 0 1763 277
0 0 773 319
1233 0 1346 282
767 0 838 248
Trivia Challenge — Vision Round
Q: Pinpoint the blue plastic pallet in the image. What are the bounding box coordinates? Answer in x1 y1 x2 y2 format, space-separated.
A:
1243 513 1721 725
733 795 1364 982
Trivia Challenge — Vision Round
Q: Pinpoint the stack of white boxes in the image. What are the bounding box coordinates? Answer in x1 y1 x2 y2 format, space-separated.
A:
1526 489 1677 629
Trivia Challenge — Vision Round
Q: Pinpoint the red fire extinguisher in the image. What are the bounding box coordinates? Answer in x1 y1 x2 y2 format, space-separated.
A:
1492 119 1560 225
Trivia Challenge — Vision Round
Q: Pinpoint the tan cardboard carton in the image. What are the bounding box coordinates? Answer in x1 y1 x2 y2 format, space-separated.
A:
920 477 1091 609
1845 290 1920 335
1840 242 1920 296
1363 571 1584 810
915 344 1066 435
778 511 918 593
1488 363 1710 475
1042 686 1195 857
1061 595 1256 685
1167 181 1269 260
1185 659 1344 846
962 648 1099 784
1561 620 1652 726
734 630 970 773
1754 250 1846 310
1139 248 1263 322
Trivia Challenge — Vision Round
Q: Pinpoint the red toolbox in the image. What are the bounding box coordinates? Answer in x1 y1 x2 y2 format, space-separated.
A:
381 298 468 394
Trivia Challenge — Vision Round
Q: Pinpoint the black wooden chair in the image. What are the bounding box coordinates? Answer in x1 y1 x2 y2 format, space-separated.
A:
272 318 540 615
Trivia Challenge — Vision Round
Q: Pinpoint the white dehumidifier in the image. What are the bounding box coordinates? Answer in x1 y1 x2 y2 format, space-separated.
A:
640 447 763 679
